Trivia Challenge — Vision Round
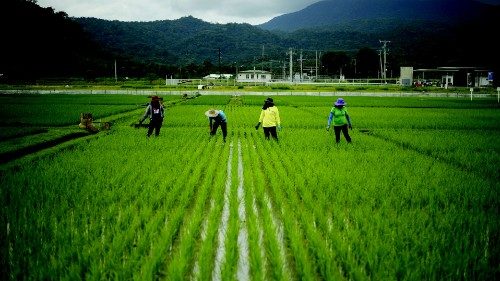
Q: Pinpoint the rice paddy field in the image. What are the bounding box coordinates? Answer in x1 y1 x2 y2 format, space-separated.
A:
1 93 499 280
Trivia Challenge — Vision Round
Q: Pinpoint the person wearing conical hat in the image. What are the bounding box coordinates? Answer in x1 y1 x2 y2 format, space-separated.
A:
139 95 164 137
326 97 352 143
205 108 227 142
255 97 281 141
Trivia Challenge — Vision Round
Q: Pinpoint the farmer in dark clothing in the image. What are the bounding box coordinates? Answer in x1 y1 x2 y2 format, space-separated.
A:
205 109 227 142
139 95 165 137
326 97 352 143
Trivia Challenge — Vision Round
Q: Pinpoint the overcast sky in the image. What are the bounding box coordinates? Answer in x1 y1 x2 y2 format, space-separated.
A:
37 0 320 25
37 0 500 25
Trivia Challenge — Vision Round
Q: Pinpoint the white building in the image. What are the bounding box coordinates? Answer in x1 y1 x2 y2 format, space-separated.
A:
236 70 272 83
400 66 414 86
203 74 233 80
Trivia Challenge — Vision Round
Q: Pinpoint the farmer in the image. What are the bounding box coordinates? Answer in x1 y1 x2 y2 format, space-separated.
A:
139 95 165 137
255 97 281 141
205 108 227 142
326 97 352 143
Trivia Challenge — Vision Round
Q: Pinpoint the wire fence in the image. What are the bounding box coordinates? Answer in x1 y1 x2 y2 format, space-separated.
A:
0 89 498 99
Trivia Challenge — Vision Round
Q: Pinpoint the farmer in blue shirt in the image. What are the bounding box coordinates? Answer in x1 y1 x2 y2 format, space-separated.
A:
205 109 227 142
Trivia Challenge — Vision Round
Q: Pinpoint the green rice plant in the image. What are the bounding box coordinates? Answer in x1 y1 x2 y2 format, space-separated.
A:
0 127 84 155
220 144 240 281
164 140 226 280
371 129 500 182
251 133 317 280
0 93 183 127
0 127 47 140
246 133 294 281
136 133 215 280
193 168 227 281
1 93 499 281
183 95 232 105
260 138 350 281
240 137 267 281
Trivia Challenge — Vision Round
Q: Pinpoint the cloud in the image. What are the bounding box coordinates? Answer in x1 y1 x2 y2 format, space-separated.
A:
36 0 318 24
37 0 500 24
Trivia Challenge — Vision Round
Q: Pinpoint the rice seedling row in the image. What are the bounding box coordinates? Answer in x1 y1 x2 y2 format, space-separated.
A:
1 94 498 280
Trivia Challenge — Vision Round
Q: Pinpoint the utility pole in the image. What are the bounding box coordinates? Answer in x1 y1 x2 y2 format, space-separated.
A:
287 48 295 82
297 50 305 82
352 59 357 78
378 50 383 80
114 59 117 82
261 45 265 71
282 61 286 81
218 48 221 82
315 50 318 81
379 40 390 82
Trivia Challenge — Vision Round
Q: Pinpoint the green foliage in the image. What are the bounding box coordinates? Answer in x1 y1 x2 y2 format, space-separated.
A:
0 94 144 126
270 84 291 90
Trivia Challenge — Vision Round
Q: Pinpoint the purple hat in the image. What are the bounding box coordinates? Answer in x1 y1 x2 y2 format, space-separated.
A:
334 98 346 106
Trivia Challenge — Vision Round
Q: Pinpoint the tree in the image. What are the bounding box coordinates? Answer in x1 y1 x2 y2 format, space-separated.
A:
321 51 351 77
202 60 214 76
356 47 379 78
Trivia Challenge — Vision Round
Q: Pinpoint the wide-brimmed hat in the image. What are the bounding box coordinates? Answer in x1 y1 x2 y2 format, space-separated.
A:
334 98 346 106
205 109 219 117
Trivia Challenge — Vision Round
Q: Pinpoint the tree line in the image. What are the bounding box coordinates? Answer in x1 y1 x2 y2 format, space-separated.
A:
1 0 499 83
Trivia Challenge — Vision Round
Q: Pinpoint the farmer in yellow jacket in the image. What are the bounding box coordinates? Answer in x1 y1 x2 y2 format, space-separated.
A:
255 97 281 141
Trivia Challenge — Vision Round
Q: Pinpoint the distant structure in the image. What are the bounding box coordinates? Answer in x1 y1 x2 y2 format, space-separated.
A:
236 69 272 83
413 67 492 88
203 74 233 80
400 67 413 86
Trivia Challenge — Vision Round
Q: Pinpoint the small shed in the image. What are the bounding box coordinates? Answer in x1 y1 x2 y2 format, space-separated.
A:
400 67 413 86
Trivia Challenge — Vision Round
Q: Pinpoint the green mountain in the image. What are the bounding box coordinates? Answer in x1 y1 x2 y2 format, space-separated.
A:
259 0 492 32
1 0 499 81
74 13 500 73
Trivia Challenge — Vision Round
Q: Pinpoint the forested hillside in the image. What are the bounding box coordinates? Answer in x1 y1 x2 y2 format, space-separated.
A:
0 0 112 81
75 14 500 77
0 0 176 81
1 0 499 81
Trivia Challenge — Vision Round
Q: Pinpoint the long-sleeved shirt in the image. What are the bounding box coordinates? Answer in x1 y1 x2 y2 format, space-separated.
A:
209 110 227 126
259 106 280 127
327 106 351 127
